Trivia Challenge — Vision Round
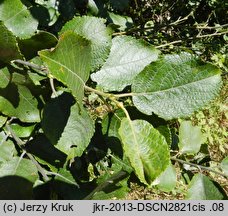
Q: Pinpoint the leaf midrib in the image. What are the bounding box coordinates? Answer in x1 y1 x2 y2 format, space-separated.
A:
39 53 85 86
127 119 145 181
4 7 28 23
132 74 220 96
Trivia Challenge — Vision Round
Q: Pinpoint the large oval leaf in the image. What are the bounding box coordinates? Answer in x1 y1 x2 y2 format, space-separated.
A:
91 35 160 91
0 0 38 38
186 174 224 200
179 120 206 154
118 118 170 185
39 32 91 104
132 52 222 120
60 16 112 71
0 22 22 63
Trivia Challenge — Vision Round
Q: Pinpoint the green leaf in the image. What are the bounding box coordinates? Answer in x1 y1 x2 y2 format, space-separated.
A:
18 31 58 60
221 157 228 176
108 12 133 31
0 115 7 128
39 31 91 104
56 104 95 159
60 16 112 71
102 110 125 157
102 110 132 171
90 158 130 200
186 174 224 200
92 171 129 200
6 123 35 138
156 163 177 192
118 118 170 185
0 0 38 38
179 120 206 154
0 157 39 183
0 67 10 88
0 71 40 122
132 52 222 120
87 0 99 15
0 132 16 162
54 168 78 186
156 125 172 147
91 35 160 91
0 22 22 63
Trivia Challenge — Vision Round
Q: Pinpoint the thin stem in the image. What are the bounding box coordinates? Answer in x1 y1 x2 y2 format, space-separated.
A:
196 23 228 29
156 40 183 48
193 30 228 39
156 30 228 48
169 12 193 26
172 157 228 178
49 78 58 97
114 92 134 98
6 122 49 182
113 11 193 36
83 170 129 200
85 85 134 99
12 59 47 73
84 85 132 118
134 0 139 9
46 171 79 187
26 152 50 181
84 85 112 98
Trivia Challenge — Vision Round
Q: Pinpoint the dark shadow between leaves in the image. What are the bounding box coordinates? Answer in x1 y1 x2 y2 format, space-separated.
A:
212 181 228 200
47 0 80 34
41 92 75 145
103 112 123 158
20 0 51 28
127 106 167 127
53 180 96 200
26 134 67 168
87 122 108 163
0 176 33 200
33 181 52 200
0 82 20 108
0 61 6 69
18 32 58 60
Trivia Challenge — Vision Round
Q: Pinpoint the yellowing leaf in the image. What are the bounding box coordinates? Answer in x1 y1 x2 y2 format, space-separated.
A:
119 118 170 185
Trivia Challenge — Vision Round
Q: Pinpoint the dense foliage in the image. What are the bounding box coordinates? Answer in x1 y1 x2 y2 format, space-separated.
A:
0 0 227 199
